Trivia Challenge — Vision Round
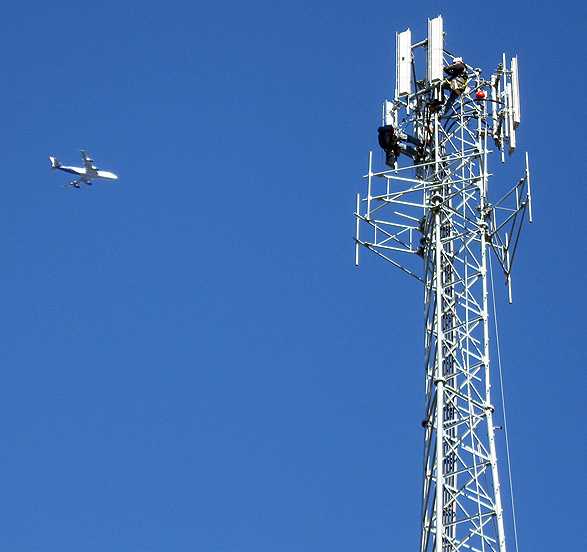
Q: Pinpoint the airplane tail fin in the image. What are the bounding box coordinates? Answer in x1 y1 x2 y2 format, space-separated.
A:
49 157 61 171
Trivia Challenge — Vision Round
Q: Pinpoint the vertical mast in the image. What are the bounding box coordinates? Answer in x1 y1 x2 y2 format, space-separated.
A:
355 15 531 551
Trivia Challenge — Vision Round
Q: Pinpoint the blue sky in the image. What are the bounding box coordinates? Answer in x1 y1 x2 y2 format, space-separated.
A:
0 1 585 550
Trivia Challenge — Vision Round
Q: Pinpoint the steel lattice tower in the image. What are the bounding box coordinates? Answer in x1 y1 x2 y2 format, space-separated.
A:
355 16 531 552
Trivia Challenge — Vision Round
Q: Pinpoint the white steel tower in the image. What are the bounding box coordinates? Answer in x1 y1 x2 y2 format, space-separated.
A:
355 15 531 552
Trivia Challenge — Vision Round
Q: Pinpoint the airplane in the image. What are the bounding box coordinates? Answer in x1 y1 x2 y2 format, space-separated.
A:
49 150 118 188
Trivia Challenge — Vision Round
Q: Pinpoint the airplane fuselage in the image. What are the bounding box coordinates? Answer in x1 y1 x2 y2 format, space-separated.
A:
57 166 118 180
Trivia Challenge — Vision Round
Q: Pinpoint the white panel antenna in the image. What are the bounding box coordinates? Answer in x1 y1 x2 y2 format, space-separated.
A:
383 100 396 126
511 56 521 128
500 54 518 155
396 29 412 98
490 73 500 147
507 79 516 154
427 16 443 85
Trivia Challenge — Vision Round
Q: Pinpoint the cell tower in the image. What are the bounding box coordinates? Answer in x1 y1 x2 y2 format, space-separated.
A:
354 15 531 552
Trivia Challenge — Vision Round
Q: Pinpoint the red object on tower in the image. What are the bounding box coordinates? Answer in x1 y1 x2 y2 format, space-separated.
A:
475 90 486 99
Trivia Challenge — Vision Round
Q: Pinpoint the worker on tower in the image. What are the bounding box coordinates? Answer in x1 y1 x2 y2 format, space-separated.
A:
444 57 468 91
377 125 422 166
440 56 469 118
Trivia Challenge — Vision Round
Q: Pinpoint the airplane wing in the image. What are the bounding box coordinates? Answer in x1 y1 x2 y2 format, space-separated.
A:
80 150 96 170
63 176 91 188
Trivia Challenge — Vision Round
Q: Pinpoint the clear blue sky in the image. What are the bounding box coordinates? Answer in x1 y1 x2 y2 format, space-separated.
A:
0 1 584 550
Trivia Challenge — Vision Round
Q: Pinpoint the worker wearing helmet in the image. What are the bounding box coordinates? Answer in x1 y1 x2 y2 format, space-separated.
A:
444 57 468 91
440 56 469 118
